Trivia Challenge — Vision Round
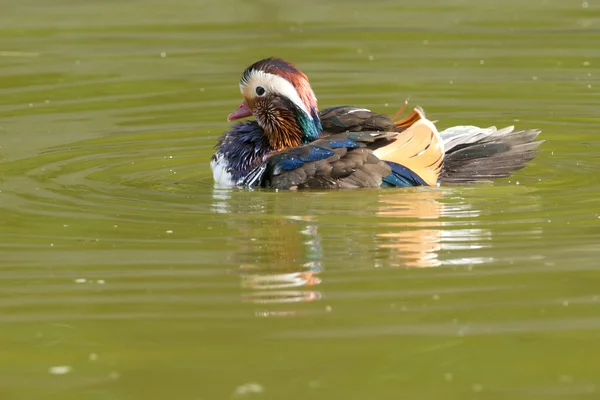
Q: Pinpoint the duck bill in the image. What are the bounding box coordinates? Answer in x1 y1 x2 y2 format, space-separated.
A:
227 100 252 121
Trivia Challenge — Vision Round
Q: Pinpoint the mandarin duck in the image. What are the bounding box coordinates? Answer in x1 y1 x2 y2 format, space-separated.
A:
211 57 542 189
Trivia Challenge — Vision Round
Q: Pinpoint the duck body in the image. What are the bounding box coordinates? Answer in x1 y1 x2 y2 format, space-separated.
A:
212 105 437 189
211 58 542 190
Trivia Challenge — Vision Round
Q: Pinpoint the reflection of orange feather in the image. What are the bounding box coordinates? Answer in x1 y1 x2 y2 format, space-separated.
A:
374 109 444 186
376 190 444 268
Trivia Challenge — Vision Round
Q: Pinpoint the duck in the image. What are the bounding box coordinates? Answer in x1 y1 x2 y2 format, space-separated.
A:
211 57 542 190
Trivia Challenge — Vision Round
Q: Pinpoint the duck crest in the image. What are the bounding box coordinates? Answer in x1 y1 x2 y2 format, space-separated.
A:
241 58 318 112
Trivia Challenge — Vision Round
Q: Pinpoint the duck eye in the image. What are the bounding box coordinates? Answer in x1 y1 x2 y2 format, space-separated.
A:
255 86 266 96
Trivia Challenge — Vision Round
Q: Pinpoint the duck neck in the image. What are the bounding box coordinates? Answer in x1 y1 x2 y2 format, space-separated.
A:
264 106 322 151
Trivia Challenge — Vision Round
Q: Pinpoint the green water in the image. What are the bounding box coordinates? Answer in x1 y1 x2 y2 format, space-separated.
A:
1 0 600 398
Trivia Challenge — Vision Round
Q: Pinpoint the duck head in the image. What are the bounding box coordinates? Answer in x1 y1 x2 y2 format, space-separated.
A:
227 57 322 150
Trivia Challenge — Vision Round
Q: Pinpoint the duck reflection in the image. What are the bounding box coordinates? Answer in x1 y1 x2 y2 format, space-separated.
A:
239 217 323 306
375 189 446 268
211 186 492 308
375 188 496 267
212 188 323 309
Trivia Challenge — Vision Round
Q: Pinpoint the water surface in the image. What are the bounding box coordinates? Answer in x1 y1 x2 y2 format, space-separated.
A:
1 0 600 399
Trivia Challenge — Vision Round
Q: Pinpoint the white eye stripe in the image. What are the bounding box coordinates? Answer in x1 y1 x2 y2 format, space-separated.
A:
241 70 313 120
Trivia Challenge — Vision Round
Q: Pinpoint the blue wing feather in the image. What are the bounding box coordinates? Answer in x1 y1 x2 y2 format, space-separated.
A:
326 139 360 149
272 146 336 175
382 161 429 187
301 146 336 162
277 156 306 171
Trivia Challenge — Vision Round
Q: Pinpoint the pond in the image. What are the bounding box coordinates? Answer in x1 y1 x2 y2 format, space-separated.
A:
1 0 599 398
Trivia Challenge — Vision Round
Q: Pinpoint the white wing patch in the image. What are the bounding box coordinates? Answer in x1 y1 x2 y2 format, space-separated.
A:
347 108 371 114
210 153 234 186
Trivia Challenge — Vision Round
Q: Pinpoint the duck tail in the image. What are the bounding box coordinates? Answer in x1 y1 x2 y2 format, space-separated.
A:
439 125 543 184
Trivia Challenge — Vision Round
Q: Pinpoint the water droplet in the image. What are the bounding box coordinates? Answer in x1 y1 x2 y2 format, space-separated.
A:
166 230 173 234
563 301 569 306
588 84 592 89
368 55 374 61
582 1 589 8
233 382 264 397
160 52 167 58
89 353 98 361
479 60 485 65
74 278 87 284
97 279 105 285
308 380 321 388
449 80 454 84
325 305 332 312
50 243 54 247
472 384 483 392
49 366 71 375
585 384 596 393
583 61 591 67
559 374 573 383
532 76 538 81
